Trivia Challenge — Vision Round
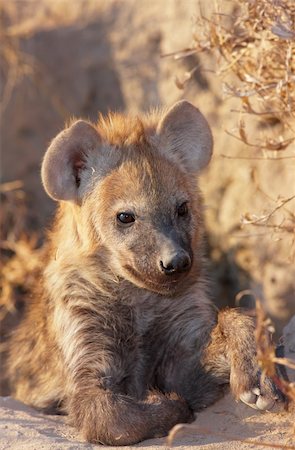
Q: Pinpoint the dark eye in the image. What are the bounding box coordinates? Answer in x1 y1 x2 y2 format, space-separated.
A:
177 202 188 217
117 212 135 225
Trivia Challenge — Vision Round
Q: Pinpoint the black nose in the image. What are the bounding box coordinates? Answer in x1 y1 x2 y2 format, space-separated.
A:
160 252 191 275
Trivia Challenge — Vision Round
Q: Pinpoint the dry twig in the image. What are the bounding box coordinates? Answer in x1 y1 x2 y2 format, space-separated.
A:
167 423 295 449
255 300 295 404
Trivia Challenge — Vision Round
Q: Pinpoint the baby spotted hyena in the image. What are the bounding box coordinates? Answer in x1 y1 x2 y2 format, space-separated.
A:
7 101 278 445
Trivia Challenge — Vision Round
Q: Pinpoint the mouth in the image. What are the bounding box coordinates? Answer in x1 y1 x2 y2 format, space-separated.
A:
123 264 188 295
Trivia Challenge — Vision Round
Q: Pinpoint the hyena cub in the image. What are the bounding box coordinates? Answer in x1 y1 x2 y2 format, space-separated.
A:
7 101 279 445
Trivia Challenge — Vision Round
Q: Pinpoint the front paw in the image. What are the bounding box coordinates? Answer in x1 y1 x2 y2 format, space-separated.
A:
237 345 287 411
229 347 284 410
239 372 281 410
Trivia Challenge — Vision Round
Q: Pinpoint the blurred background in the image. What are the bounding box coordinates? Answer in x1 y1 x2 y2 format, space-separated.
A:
1 0 294 381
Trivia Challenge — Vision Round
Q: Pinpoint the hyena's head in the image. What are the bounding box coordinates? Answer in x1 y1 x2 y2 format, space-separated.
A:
42 101 213 294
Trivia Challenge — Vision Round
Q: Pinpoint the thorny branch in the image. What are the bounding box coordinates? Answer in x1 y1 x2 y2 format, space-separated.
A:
167 423 295 449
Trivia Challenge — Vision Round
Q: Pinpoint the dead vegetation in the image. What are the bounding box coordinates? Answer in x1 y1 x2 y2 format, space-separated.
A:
240 178 295 260
0 0 103 121
0 182 42 330
167 424 295 449
255 300 295 405
168 0 295 139
0 2 34 111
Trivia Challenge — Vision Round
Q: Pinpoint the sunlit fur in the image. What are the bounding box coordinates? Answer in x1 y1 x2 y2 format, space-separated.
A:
6 102 277 445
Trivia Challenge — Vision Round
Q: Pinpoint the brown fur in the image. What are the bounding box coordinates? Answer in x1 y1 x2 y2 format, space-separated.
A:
6 101 279 445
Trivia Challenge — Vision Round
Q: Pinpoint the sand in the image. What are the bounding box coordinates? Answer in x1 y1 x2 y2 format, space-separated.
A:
0 394 294 450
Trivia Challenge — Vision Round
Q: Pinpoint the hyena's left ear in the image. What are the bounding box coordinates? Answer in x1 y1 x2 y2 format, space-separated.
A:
41 120 101 202
157 100 213 172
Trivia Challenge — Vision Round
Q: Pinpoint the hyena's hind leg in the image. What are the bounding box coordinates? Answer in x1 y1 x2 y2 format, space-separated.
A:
203 308 281 410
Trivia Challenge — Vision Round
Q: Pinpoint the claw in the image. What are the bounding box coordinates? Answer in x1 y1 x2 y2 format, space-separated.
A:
256 396 275 411
240 387 276 411
252 387 260 396
240 391 256 404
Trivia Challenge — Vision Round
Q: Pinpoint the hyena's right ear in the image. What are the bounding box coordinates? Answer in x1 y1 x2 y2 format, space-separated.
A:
41 120 101 202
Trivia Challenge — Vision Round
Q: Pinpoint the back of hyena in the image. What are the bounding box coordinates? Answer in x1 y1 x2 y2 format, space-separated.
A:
6 101 278 445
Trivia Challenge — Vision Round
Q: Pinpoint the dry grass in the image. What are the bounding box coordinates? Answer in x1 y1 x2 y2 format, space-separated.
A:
0 0 103 115
240 187 295 254
255 300 295 405
166 0 295 146
0 2 33 111
0 182 43 323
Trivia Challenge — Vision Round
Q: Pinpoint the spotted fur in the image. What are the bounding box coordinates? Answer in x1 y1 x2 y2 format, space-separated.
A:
6 101 278 445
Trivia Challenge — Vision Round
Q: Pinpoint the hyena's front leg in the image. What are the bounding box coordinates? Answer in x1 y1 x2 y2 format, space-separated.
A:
203 308 280 410
55 299 193 445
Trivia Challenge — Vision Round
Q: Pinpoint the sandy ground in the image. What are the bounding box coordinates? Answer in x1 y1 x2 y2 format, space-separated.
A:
0 394 294 450
1 318 294 450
